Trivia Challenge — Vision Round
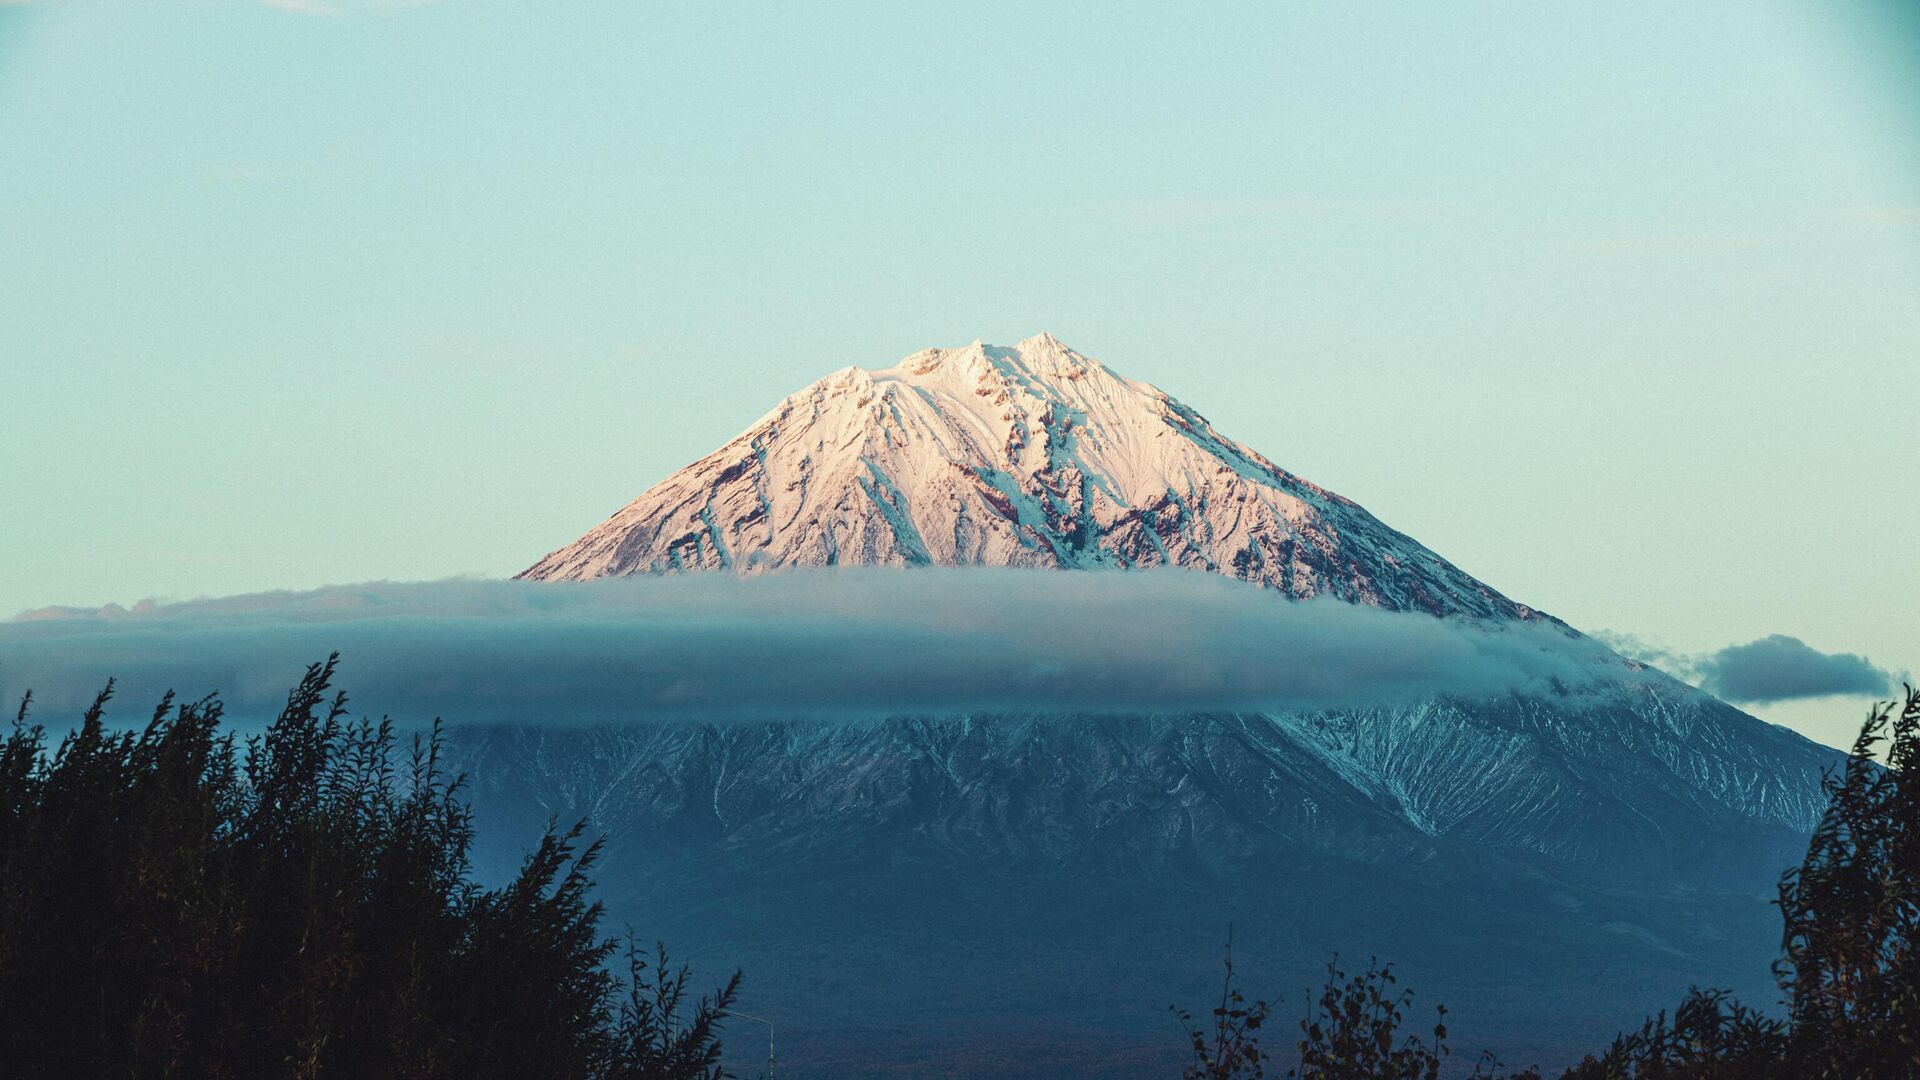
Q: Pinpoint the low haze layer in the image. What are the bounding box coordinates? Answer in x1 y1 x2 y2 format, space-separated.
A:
3 570 1618 725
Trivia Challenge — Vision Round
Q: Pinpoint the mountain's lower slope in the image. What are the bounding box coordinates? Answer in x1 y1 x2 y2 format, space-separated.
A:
450 676 1836 1076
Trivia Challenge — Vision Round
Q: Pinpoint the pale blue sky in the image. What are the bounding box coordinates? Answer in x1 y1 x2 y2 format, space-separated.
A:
2 1 1916 745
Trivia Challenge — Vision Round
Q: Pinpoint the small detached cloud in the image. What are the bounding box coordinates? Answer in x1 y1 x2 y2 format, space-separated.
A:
1696 635 1894 705
2 569 1623 727
1595 630 1897 705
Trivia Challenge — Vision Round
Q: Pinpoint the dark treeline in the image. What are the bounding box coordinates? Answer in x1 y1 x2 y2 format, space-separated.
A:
1177 687 1920 1079
3 658 1913 1078
0 655 740 1080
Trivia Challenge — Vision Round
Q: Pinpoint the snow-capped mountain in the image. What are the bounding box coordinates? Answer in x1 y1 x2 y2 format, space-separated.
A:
490 334 1843 1076
520 333 1534 621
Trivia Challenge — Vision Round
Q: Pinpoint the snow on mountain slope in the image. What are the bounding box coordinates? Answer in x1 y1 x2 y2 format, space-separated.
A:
507 329 1841 856
519 333 1536 620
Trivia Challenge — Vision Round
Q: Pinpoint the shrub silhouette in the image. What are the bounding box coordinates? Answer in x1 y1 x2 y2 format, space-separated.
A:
1556 987 1787 1079
0 656 741 1079
1291 958 1452 1080
1173 933 1275 1079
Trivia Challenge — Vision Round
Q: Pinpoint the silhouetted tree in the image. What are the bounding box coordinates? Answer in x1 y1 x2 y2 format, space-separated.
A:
1774 686 1918 1075
0 656 741 1079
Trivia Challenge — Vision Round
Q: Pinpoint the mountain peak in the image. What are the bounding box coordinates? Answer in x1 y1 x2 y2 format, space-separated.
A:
1016 329 1068 353
887 332 1090 380
519 337 1537 622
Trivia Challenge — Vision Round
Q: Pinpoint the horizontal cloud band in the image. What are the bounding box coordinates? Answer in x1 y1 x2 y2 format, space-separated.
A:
3 570 1622 725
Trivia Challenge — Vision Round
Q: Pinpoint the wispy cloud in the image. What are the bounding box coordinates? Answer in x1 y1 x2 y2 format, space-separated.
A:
1594 630 1898 705
1565 232 1781 256
262 0 344 15
1565 205 1920 257
259 0 452 15
1089 197 1477 229
1832 205 1920 230
2 570 1619 725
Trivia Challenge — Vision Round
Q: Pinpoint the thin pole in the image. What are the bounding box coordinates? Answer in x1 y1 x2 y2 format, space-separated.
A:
720 1010 774 1080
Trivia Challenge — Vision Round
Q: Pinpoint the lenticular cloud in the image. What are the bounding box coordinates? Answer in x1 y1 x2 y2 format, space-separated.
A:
2 569 1617 725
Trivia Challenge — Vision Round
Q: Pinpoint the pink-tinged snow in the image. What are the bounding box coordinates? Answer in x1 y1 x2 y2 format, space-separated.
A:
519 333 1536 621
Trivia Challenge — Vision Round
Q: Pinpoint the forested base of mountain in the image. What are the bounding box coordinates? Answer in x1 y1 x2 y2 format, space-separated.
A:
2 662 1912 1078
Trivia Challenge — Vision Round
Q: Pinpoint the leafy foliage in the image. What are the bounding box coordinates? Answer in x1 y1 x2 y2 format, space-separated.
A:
605 938 744 1080
1775 686 1919 1075
1291 959 1451 1080
0 656 740 1079
1557 988 1787 1079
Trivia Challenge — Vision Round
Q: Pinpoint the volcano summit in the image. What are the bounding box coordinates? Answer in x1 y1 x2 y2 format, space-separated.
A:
520 333 1534 621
